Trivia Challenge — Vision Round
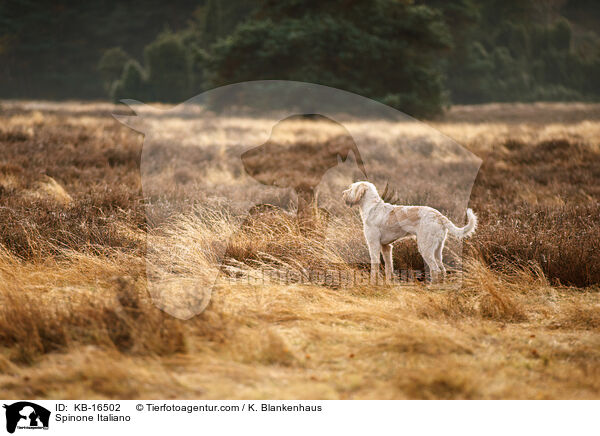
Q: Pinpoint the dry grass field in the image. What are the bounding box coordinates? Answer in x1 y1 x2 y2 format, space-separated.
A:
0 100 598 399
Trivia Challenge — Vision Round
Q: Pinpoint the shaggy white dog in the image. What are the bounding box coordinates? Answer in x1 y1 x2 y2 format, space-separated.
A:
342 181 477 283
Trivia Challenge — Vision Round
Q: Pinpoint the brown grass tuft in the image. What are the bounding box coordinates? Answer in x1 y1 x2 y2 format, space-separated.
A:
0 273 187 364
396 369 478 399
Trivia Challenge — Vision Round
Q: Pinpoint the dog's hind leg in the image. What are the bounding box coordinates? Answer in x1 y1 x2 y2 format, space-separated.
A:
417 235 440 283
381 243 393 283
434 236 447 280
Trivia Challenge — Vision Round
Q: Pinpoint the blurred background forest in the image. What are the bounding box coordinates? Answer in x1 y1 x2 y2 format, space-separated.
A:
1 0 600 117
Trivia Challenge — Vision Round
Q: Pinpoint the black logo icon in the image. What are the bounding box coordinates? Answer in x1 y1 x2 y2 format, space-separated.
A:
3 402 50 434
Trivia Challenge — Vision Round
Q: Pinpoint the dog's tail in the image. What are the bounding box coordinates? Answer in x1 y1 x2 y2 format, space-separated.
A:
443 208 477 239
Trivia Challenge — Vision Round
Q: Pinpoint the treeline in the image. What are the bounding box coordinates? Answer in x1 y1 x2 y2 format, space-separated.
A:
2 0 600 117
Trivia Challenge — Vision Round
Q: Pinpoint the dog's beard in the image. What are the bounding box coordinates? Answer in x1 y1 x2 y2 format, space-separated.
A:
345 196 358 206
342 191 355 206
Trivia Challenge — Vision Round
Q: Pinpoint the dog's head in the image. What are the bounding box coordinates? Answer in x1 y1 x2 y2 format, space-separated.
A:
342 181 373 206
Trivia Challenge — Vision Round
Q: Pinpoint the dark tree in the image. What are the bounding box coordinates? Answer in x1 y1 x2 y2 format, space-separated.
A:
207 0 452 118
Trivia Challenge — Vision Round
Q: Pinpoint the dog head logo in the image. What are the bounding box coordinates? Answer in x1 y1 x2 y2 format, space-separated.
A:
241 114 367 227
3 402 50 434
115 80 481 319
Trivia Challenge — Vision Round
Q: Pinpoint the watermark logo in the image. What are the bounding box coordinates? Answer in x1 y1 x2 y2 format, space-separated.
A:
114 80 481 319
3 402 50 433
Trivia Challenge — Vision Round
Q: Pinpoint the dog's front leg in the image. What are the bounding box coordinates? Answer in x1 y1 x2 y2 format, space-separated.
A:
364 228 381 285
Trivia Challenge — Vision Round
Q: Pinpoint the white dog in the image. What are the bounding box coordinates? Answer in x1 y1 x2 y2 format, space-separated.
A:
342 181 477 283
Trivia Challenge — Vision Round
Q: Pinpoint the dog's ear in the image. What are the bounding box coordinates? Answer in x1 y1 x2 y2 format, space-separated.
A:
354 183 367 201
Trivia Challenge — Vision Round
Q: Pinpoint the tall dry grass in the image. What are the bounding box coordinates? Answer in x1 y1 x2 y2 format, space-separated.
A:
0 101 598 399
